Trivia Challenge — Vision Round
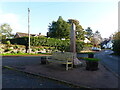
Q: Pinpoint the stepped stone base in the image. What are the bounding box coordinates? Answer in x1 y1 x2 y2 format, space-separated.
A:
73 58 83 66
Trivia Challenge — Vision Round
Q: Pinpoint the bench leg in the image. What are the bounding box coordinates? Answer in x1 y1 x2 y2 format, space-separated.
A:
66 63 68 71
71 63 73 68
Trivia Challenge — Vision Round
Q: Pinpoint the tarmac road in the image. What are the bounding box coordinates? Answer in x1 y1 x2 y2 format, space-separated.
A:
95 49 120 77
2 68 70 88
2 56 42 67
2 56 71 88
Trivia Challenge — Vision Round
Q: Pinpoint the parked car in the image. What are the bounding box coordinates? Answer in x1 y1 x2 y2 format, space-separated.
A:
92 47 101 51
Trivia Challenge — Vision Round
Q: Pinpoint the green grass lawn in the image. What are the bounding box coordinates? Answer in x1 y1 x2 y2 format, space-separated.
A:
1 53 52 56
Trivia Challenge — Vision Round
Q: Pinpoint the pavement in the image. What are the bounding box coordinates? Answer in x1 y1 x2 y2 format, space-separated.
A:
5 58 119 88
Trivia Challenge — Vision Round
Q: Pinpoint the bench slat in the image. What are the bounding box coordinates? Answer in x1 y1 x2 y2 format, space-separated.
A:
48 52 74 70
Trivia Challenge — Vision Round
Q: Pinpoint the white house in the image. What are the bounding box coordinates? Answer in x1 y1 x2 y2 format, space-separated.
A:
103 44 107 49
84 38 91 43
106 40 113 49
103 40 113 49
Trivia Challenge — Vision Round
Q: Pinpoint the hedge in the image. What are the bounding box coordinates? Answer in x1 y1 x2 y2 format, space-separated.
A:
113 40 120 54
5 36 84 53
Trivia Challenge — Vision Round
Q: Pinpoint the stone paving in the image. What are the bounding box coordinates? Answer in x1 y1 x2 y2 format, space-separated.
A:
12 60 118 88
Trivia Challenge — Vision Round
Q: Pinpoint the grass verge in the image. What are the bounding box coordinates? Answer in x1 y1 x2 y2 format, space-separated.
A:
1 53 52 56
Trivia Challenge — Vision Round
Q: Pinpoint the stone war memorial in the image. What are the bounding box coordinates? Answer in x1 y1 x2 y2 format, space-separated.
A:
41 23 82 70
70 23 82 66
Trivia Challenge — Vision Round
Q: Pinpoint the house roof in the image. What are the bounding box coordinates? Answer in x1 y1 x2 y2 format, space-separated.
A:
14 32 45 38
101 39 113 46
15 32 37 37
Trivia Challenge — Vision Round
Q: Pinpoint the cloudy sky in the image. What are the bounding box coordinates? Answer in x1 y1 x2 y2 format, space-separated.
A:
0 0 119 38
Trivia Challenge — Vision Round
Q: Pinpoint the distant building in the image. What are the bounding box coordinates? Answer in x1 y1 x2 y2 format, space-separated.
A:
106 40 113 49
14 32 44 38
101 39 113 49
84 38 91 43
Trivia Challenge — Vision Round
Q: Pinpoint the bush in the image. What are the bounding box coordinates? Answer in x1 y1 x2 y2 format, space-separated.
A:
37 48 43 51
44 47 49 50
6 41 11 45
17 51 22 53
32 49 37 52
8 36 84 53
11 51 16 54
85 58 99 71
50 47 56 50
83 43 93 51
76 41 84 53
87 52 94 58
14 45 19 49
112 31 120 55
1 39 7 44
84 57 99 61
7 37 28 45
4 48 12 52
113 40 120 54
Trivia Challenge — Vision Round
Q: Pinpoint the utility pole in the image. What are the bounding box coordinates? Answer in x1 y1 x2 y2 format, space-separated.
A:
28 8 31 53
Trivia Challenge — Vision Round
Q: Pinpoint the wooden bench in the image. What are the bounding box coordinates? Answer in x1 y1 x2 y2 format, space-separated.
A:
47 52 74 70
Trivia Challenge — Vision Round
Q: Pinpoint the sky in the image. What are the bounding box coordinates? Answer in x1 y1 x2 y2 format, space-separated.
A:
0 0 119 38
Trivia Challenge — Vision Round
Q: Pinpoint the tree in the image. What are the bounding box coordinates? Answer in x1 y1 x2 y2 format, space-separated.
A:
0 23 13 39
48 17 85 40
85 27 93 40
48 16 70 39
91 30 102 47
112 31 120 54
113 31 120 40
68 19 85 40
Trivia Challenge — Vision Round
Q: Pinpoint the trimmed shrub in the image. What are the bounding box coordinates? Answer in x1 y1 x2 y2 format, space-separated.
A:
11 51 16 54
84 58 99 61
7 37 28 45
32 49 37 52
84 57 99 71
17 51 22 53
6 41 11 45
7 36 84 52
4 48 12 52
37 48 43 51
14 45 19 49
87 52 95 58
